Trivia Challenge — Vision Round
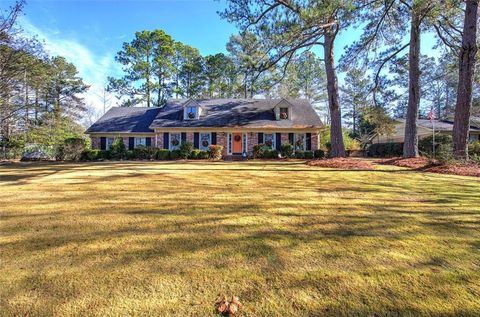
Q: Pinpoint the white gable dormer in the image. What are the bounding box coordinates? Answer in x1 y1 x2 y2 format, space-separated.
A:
183 99 202 120
274 99 293 121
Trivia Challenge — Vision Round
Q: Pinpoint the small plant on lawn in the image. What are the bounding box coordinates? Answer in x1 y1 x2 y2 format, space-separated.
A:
280 143 294 158
208 145 223 160
179 142 193 159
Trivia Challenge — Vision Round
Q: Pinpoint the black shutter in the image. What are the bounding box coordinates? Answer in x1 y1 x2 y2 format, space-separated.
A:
181 132 186 144
163 133 169 149
100 137 106 150
128 137 134 150
146 137 151 147
194 132 200 149
211 132 217 145
258 132 264 144
276 133 281 151
288 133 294 145
306 133 312 151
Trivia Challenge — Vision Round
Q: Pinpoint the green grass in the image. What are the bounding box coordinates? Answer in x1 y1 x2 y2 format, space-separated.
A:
1 161 479 316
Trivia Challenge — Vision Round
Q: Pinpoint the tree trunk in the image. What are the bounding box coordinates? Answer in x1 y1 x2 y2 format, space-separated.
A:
324 32 345 157
453 0 479 160
403 11 421 158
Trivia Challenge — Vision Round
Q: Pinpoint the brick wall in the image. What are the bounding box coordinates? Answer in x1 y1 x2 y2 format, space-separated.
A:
311 133 319 151
247 132 257 156
155 133 163 148
216 132 228 157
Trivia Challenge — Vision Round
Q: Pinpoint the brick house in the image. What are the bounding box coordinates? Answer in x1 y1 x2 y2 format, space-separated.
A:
86 98 323 158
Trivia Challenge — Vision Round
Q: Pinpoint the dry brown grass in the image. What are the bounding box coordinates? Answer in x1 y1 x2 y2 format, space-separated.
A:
1 161 480 316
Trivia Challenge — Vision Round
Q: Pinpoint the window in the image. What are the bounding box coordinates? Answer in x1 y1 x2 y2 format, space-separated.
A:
264 133 275 149
243 133 247 155
106 137 114 150
170 133 181 150
279 107 289 120
200 133 211 151
185 106 197 119
134 137 146 148
294 133 305 151
228 133 232 155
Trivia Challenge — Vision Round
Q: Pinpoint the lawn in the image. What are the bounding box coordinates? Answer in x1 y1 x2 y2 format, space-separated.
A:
1 161 479 316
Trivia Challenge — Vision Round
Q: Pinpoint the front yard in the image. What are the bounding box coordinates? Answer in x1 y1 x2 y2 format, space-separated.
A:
1 161 479 316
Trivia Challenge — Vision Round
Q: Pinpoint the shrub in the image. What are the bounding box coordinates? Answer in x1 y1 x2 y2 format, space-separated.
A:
197 150 209 159
208 145 223 160
367 142 403 157
110 138 127 160
295 151 305 159
21 144 56 161
419 134 452 157
280 143 294 158
469 141 480 157
253 144 266 159
170 149 181 160
156 149 170 160
126 150 135 160
314 149 325 159
133 145 157 160
263 149 279 159
179 142 194 159
56 137 86 161
304 151 314 159
190 149 200 159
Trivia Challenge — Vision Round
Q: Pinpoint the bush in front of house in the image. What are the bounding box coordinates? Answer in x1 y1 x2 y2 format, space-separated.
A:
208 145 223 160
304 151 314 159
468 141 480 159
80 149 109 161
56 137 86 161
280 143 294 158
367 142 403 157
314 149 325 159
156 149 170 160
109 138 127 160
263 149 279 159
170 149 182 160
133 145 157 160
21 144 57 161
295 151 305 159
419 134 452 156
179 142 194 159
197 150 209 159
126 150 135 160
190 149 200 159
253 144 266 158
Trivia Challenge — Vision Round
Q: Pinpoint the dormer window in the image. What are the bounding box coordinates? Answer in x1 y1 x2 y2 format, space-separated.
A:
186 106 197 120
280 107 289 120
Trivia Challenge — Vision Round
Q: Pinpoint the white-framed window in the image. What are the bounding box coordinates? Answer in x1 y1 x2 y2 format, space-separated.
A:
106 137 114 150
199 133 211 151
279 107 289 120
134 137 146 148
185 106 197 120
294 133 305 151
264 133 275 149
170 133 181 150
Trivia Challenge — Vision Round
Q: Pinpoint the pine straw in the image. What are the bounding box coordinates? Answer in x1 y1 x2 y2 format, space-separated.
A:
380 157 480 177
306 158 374 170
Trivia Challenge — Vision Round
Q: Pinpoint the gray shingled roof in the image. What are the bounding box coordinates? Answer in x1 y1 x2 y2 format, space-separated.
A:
149 99 323 129
416 119 480 131
86 107 161 133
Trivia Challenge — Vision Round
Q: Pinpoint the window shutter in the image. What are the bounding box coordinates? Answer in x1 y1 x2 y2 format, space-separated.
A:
146 137 151 147
193 133 200 149
258 132 264 144
100 137 106 150
275 133 281 151
181 132 186 144
211 132 217 145
163 133 169 150
288 133 294 145
306 133 312 151
128 137 134 150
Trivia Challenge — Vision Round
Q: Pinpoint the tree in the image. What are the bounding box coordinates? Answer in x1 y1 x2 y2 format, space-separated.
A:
452 0 479 159
221 1 355 157
177 44 205 98
108 30 175 107
341 68 371 136
204 53 237 98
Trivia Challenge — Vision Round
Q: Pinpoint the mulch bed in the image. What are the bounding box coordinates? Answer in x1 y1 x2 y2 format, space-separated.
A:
380 157 480 177
306 158 374 170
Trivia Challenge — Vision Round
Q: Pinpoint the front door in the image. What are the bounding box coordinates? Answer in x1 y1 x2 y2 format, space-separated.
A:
232 133 243 154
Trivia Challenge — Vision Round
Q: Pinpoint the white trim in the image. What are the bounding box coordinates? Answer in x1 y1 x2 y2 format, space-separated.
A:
243 133 248 155
227 133 233 155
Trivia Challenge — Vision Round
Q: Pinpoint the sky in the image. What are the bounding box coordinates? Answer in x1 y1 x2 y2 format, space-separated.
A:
3 0 440 122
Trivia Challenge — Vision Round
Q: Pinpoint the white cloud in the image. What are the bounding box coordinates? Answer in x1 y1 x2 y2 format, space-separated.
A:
19 17 122 126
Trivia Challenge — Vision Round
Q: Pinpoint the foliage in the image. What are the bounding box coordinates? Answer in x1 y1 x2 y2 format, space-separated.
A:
295 151 305 159
253 144 267 159
197 150 209 159
170 149 181 160
419 135 453 157
109 138 127 160
179 141 194 159
126 150 135 160
314 150 325 159
304 151 314 159
367 143 404 158
81 149 103 161
21 144 57 161
469 141 480 158
321 128 363 153
280 143 294 158
208 145 223 160
57 137 86 161
156 149 170 160
133 145 157 160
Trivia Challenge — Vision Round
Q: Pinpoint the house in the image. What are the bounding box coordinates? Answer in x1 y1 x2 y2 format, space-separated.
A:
85 98 323 157
373 118 480 144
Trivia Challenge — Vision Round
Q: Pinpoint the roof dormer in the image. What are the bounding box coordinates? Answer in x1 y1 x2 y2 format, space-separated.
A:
274 99 293 121
183 99 202 120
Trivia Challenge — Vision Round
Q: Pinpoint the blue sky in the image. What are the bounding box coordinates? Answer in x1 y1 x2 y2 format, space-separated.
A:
4 0 439 119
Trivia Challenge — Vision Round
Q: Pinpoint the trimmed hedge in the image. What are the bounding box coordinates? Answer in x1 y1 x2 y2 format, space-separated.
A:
295 151 305 159
314 149 325 159
304 151 314 159
157 149 170 160
367 142 403 157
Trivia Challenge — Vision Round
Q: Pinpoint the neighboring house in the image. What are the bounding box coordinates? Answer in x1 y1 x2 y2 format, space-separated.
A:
373 118 480 144
86 98 323 157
